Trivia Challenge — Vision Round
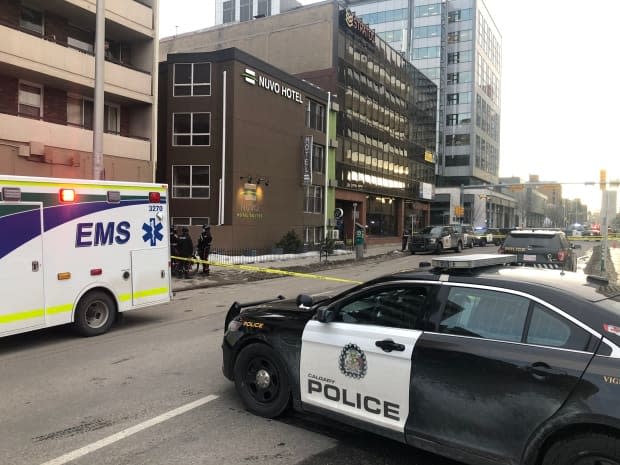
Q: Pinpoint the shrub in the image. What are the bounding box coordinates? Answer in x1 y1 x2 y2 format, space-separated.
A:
275 230 302 253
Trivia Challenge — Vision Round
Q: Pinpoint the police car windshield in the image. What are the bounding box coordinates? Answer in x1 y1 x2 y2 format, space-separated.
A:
421 226 443 235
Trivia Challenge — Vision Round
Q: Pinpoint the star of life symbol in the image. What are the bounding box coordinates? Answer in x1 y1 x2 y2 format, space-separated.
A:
339 343 367 379
142 218 163 246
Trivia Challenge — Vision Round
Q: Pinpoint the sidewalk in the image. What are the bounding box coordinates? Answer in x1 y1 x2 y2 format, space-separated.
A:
171 242 405 292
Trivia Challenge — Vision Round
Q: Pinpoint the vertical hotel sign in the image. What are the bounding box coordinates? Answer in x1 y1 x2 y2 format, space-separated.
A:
302 136 313 186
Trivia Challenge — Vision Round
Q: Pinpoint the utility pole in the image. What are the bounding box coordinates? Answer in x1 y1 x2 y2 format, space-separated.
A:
92 0 105 180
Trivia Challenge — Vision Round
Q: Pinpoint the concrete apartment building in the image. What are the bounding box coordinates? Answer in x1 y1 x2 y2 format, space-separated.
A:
160 0 437 242
0 0 159 181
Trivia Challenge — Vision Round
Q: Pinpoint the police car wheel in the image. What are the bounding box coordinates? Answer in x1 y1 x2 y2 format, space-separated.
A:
73 291 116 337
234 344 290 418
542 432 620 465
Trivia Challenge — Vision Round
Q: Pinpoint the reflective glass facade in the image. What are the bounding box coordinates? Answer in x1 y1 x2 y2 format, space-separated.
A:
336 23 436 235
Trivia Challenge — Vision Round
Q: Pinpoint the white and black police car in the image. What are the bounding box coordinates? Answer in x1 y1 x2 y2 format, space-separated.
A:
222 254 620 465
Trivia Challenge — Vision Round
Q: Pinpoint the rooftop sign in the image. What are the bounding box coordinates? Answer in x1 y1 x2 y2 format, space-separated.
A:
340 9 375 45
242 68 304 104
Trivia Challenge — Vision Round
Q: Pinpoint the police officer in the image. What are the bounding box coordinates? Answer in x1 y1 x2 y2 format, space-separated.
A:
170 226 179 276
176 227 194 279
196 225 213 275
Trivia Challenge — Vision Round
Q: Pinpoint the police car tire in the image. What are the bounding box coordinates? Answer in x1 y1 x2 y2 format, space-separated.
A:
73 290 116 337
542 432 620 465
234 344 291 418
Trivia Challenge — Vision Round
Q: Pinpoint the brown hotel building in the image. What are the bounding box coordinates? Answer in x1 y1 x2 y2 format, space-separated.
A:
159 0 437 246
158 48 333 250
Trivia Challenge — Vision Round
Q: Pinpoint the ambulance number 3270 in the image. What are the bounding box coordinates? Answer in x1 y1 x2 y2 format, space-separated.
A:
149 205 163 212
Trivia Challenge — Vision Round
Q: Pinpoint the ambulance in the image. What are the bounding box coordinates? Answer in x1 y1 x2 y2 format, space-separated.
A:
0 175 171 338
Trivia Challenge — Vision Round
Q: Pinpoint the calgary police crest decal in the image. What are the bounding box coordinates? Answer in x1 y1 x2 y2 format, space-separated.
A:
339 343 367 379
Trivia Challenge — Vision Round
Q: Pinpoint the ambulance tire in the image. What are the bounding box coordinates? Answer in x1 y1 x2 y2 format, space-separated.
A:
73 290 116 337
234 344 291 418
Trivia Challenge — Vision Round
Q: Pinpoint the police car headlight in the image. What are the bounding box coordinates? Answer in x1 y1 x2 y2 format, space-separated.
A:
429 238 436 243
227 320 242 332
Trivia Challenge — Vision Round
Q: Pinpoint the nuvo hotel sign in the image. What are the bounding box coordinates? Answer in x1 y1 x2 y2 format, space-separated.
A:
302 135 313 186
242 68 304 104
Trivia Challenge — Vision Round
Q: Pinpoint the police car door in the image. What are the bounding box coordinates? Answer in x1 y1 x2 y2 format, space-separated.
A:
300 282 436 438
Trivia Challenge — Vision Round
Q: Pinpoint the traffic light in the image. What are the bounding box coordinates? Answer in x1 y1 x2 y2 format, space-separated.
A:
454 205 464 217
600 169 607 190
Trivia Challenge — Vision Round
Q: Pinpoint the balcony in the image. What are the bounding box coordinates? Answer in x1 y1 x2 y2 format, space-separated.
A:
0 24 152 103
66 0 154 37
0 113 150 162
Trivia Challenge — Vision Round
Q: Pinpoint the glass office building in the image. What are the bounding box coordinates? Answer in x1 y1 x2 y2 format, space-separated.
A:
350 0 501 187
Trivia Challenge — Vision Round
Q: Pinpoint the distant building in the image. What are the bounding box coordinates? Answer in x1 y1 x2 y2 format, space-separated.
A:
0 0 158 181
347 0 502 187
160 1 438 242
215 0 302 24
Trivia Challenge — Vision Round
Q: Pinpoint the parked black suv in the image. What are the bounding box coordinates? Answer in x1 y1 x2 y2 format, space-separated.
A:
499 230 579 271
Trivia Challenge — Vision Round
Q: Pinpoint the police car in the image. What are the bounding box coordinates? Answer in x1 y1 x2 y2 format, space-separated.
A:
222 254 620 465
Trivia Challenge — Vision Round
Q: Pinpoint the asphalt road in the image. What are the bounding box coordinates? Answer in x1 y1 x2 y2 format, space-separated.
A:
0 245 594 465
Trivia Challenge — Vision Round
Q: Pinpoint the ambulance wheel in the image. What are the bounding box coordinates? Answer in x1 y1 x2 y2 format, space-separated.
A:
74 290 116 337
234 344 290 418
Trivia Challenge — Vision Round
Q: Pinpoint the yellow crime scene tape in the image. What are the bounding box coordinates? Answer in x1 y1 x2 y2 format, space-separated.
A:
171 255 362 284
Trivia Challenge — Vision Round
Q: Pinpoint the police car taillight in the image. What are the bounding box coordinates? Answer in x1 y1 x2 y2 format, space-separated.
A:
59 188 75 203
149 192 161 203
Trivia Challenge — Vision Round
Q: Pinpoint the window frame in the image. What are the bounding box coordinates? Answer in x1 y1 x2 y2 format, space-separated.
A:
20 5 44 35
304 185 323 214
172 112 211 147
171 164 211 199
18 80 43 119
173 62 212 97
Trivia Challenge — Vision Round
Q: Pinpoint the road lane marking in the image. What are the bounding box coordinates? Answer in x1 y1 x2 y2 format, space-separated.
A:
39 395 219 465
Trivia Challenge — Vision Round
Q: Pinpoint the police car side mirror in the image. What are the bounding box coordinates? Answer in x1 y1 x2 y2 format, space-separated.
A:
297 294 314 308
316 306 336 323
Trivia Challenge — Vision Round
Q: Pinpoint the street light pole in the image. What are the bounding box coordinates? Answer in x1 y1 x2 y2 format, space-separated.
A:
92 0 105 180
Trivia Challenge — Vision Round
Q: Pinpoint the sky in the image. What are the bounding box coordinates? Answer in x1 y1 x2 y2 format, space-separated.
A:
158 0 619 212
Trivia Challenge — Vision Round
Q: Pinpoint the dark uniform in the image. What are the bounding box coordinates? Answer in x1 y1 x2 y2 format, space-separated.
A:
170 227 179 275
196 225 213 274
176 227 194 278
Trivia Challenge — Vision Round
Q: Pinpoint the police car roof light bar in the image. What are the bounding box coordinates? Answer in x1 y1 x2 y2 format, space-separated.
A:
432 254 517 270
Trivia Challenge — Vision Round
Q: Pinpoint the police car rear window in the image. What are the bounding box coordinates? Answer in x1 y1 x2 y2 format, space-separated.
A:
504 234 561 248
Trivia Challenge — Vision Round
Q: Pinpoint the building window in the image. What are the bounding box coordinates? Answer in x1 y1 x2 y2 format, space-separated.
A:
312 144 325 173
18 82 42 118
414 3 441 17
257 0 271 17
447 72 472 84
172 217 210 228
172 165 210 198
173 63 212 97
304 226 324 244
67 96 119 133
173 113 211 146
304 185 323 213
420 68 440 80
445 134 470 146
448 50 472 64
447 92 471 105
222 0 235 22
20 5 43 35
306 100 325 132
446 113 471 126
448 8 472 22
240 0 253 21
413 46 441 59
448 30 472 44
413 25 441 39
